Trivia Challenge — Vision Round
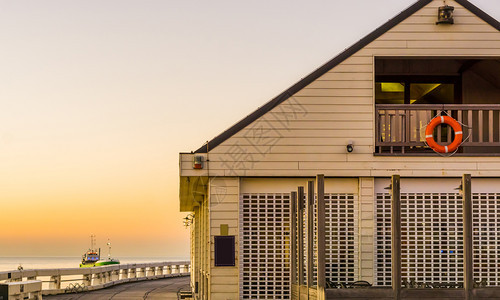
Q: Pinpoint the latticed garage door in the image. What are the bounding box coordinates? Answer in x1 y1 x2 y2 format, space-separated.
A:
472 193 500 286
240 193 291 299
375 193 464 286
376 192 500 287
240 193 356 299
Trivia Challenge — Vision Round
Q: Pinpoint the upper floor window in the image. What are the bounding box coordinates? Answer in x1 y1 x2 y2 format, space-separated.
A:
375 76 460 105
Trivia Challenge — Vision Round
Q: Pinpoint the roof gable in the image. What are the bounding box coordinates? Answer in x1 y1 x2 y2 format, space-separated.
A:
195 0 500 153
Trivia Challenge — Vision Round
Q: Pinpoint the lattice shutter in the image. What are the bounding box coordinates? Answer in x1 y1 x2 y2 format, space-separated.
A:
240 193 291 299
324 194 357 285
375 193 464 286
472 193 500 286
240 192 356 299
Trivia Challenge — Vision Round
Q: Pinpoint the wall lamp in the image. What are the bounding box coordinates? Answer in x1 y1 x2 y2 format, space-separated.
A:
183 214 194 227
346 141 354 153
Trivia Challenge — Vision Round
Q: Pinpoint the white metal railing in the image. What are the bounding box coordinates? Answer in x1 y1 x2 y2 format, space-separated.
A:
0 261 190 296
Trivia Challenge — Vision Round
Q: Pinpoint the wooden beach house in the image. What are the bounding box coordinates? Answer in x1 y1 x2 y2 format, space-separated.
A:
179 0 500 299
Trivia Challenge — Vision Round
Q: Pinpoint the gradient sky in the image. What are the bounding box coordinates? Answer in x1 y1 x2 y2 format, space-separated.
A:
0 0 498 257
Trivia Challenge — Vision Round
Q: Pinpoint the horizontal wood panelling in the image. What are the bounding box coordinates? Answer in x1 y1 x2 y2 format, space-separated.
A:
295 88 373 97
236 121 373 131
390 24 498 33
209 186 239 195
211 161 299 170
233 129 373 139
318 72 373 81
305 80 372 89
217 137 374 146
335 56 374 64
404 15 488 24
258 112 373 120
325 64 373 73
407 40 500 49
286 97 372 105
212 153 351 162
209 203 239 213
269 104 373 113
357 47 500 56
212 212 238 221
379 32 500 41
211 145 374 154
210 276 239 285
365 40 408 49
210 228 238 236
210 219 238 227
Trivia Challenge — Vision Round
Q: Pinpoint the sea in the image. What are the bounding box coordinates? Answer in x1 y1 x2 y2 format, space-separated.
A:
0 256 189 272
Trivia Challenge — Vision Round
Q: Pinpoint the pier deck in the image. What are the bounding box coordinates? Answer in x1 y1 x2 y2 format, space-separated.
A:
44 276 190 300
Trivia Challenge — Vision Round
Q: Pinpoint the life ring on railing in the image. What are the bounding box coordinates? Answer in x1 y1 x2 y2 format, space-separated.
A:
425 115 463 153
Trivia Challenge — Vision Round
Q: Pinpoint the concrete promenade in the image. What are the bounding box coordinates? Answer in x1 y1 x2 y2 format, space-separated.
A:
45 276 190 300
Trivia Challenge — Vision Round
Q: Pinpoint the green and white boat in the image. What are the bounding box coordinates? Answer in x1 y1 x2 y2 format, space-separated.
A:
79 235 120 268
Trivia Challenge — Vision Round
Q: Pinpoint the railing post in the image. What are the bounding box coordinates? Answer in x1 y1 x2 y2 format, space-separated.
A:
290 191 297 287
113 270 120 281
49 275 61 289
316 174 326 300
166 265 172 275
120 268 128 280
391 175 401 300
307 180 315 290
463 174 473 300
83 274 92 286
129 268 136 279
297 186 305 287
91 272 99 286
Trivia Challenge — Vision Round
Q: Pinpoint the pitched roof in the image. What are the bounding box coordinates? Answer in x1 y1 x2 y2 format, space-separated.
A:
195 0 500 153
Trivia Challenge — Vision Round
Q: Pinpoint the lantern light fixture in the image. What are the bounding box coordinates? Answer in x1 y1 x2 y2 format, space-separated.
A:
436 5 454 24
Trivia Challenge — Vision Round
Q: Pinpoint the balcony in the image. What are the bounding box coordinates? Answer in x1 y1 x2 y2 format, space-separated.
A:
375 104 500 155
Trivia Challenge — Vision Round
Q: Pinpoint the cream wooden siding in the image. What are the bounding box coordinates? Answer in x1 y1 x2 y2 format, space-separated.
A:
358 177 375 283
209 177 239 300
180 0 500 178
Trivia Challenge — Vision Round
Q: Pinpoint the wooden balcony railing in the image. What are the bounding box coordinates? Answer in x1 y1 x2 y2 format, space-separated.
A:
375 104 500 155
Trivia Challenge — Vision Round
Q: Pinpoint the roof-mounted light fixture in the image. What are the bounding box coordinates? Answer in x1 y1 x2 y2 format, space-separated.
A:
436 4 454 24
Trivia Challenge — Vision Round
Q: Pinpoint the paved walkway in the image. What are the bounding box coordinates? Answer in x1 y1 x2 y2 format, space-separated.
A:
44 276 190 300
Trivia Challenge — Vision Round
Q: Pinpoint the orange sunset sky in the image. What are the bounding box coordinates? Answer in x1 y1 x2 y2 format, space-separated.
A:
1 0 498 257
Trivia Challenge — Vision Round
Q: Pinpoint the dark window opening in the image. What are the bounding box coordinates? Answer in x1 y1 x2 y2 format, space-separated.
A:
214 235 235 267
375 76 460 105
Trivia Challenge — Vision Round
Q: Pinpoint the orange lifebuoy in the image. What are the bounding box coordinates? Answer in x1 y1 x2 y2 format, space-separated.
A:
425 116 463 153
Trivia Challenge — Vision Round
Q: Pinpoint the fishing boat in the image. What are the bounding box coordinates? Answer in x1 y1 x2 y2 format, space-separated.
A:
79 235 120 267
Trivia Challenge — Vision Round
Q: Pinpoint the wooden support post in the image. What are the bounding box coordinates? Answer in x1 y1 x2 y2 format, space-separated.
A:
307 181 315 289
291 191 298 286
298 186 305 286
316 175 326 300
463 174 472 300
391 175 401 300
